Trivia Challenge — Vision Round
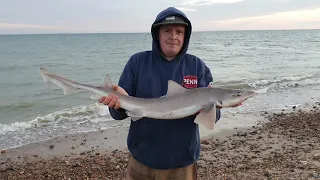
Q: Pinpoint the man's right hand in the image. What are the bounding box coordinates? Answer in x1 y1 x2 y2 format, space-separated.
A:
98 85 128 110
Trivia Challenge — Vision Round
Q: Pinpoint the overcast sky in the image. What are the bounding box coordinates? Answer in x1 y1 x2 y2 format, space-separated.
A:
0 0 320 34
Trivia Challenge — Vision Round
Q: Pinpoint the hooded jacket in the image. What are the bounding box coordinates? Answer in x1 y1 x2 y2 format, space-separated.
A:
108 7 221 169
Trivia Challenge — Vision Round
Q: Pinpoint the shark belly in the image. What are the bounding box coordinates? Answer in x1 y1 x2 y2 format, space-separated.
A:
142 101 202 120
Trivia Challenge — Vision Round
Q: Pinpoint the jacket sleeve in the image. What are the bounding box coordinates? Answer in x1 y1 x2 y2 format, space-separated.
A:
108 55 136 120
198 62 221 123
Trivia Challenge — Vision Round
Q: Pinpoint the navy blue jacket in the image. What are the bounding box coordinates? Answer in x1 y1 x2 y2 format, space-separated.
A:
109 7 221 169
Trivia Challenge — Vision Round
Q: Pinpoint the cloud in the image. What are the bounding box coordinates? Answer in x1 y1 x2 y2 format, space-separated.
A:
0 23 107 34
183 0 320 22
0 21 151 34
0 23 62 30
180 0 244 6
1 0 320 34
209 7 320 30
176 7 197 11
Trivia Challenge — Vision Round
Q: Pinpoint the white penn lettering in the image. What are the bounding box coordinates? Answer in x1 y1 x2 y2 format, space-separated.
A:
184 79 197 85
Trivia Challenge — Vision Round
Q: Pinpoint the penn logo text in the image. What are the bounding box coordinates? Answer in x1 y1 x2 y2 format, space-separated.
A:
183 75 197 89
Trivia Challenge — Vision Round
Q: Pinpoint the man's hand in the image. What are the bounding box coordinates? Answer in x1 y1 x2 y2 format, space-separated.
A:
98 85 128 110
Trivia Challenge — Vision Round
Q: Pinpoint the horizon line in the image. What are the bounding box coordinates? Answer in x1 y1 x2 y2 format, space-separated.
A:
0 28 319 36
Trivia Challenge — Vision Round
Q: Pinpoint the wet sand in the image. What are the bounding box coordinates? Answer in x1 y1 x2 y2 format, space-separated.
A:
1 101 320 180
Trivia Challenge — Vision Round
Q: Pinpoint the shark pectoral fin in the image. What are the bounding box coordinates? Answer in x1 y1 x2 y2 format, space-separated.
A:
194 103 216 130
126 110 144 121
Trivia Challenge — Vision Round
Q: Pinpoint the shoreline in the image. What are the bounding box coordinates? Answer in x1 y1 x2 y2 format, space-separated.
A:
0 126 129 165
0 111 266 163
1 101 320 179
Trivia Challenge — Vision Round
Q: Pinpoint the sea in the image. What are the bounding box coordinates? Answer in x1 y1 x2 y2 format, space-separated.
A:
1 29 320 150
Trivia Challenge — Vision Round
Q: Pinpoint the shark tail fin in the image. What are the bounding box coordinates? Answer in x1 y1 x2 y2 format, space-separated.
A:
39 67 53 83
38 67 78 95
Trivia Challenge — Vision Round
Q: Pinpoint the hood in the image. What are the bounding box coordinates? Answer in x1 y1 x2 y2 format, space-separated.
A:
151 7 192 59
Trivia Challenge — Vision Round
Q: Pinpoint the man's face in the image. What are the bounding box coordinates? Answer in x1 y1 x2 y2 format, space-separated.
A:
158 24 186 60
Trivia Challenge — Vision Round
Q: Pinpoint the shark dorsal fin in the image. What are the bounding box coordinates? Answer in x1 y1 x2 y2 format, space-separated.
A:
166 80 188 96
102 74 113 88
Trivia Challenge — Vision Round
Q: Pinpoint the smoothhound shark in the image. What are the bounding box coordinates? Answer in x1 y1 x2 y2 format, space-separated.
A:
38 67 257 130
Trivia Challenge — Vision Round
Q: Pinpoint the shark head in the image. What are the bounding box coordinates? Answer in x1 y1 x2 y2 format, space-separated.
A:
217 88 257 107
205 87 257 108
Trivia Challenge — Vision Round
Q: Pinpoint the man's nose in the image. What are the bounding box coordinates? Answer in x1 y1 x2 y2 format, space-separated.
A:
170 32 178 39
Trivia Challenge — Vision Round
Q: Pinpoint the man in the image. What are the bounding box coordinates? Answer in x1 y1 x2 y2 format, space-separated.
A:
99 7 221 180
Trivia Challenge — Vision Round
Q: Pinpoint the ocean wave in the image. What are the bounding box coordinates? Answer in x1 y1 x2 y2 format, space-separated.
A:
248 74 320 91
213 73 319 93
0 102 36 111
0 102 131 149
0 121 36 134
0 103 111 135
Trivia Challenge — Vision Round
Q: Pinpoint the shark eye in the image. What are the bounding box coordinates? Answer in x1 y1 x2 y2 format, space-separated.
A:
233 92 241 96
